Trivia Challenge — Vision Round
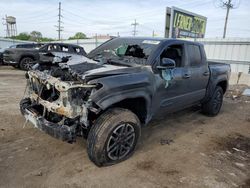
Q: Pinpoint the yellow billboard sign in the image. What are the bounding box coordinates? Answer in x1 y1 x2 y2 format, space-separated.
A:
165 7 207 38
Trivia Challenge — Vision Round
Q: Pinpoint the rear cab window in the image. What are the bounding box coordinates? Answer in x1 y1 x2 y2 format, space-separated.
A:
187 44 202 66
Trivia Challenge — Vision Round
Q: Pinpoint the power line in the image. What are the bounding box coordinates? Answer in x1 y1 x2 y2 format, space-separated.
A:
19 8 57 21
131 19 139 36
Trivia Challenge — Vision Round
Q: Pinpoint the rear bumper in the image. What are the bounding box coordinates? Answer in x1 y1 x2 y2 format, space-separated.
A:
21 99 77 143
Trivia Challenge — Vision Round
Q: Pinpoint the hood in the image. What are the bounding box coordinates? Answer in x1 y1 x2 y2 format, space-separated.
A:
67 57 142 81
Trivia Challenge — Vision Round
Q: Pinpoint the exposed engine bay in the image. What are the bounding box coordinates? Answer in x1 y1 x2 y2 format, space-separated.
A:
21 55 128 142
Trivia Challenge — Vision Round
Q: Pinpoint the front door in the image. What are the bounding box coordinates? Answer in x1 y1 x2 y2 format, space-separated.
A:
151 43 192 118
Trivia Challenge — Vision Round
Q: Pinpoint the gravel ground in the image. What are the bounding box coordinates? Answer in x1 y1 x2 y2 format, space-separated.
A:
0 66 249 188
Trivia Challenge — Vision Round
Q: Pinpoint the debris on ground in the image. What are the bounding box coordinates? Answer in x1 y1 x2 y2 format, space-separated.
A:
160 138 174 145
225 84 250 102
1 68 250 188
242 89 250 96
217 134 250 154
208 134 250 188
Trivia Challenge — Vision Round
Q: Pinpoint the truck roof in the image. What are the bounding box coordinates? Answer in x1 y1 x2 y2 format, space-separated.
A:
116 37 202 46
44 42 83 48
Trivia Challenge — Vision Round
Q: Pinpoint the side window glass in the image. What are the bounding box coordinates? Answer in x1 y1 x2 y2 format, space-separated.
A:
47 45 58 51
17 44 24 48
73 47 81 54
61 45 69 52
160 44 183 67
47 45 52 51
188 45 202 66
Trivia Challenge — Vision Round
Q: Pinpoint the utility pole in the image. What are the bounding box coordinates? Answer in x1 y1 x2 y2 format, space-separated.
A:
218 0 240 38
223 0 233 38
152 30 155 37
131 19 139 36
56 2 63 40
95 33 98 48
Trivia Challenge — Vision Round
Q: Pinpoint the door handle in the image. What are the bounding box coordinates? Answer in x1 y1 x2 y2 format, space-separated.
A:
183 73 191 79
203 71 209 76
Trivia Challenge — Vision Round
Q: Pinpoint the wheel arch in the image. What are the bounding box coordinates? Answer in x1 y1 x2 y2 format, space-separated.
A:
19 55 36 64
110 97 149 124
216 80 228 94
93 92 151 125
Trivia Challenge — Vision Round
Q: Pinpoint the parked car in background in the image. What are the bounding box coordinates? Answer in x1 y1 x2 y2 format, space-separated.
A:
0 49 4 65
0 43 44 66
20 37 231 166
3 43 86 70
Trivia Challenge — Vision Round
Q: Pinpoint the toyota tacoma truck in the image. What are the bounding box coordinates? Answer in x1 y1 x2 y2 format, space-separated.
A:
20 37 231 166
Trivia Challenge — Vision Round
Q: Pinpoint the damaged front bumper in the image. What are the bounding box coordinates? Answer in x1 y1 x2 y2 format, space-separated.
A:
22 102 77 142
21 70 98 143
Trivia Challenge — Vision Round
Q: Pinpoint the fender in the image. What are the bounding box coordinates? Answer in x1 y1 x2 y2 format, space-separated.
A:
203 71 229 103
88 71 154 122
18 53 38 63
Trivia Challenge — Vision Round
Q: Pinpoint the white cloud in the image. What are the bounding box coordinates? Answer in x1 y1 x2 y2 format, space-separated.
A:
0 0 249 39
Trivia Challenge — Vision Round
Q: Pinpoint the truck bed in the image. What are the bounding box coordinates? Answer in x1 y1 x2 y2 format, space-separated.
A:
208 61 231 74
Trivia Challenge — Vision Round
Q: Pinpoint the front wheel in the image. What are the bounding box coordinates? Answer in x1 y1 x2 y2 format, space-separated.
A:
202 86 224 116
87 108 141 167
19 57 34 71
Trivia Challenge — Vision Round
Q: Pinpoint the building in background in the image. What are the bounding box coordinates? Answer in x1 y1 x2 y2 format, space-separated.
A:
92 34 112 40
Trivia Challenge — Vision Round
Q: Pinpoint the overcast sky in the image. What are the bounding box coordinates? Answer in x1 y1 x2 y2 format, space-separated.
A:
0 0 249 39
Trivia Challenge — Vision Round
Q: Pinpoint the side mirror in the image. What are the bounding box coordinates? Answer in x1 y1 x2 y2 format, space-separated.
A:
157 58 176 70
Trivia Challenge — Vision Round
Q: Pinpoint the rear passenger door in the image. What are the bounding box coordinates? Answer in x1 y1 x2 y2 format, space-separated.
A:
152 42 193 115
186 44 210 103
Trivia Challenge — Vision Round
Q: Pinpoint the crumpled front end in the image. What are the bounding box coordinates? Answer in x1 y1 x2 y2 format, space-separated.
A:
20 70 99 143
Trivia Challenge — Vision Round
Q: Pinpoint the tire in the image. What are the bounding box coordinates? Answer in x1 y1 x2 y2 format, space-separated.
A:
19 57 34 71
202 86 224 116
87 108 141 167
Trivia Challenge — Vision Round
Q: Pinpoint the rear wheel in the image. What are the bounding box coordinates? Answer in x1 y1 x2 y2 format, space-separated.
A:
202 86 224 116
87 108 141 167
20 57 34 71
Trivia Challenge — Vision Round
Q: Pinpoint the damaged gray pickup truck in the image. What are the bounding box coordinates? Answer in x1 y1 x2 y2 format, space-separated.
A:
20 37 231 166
